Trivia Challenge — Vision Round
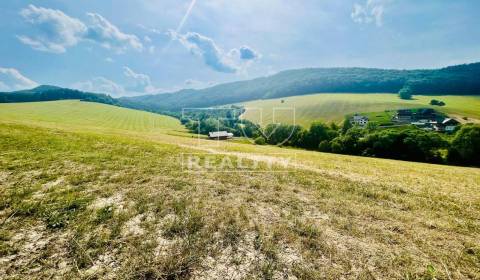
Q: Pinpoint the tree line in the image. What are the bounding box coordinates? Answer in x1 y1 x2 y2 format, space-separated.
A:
257 120 480 167
0 86 118 105
183 110 480 167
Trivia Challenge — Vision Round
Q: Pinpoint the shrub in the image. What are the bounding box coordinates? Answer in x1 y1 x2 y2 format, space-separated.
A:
430 99 446 106
254 136 266 145
318 140 331 152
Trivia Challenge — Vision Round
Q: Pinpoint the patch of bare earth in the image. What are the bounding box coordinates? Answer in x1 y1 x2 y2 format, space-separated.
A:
0 224 71 279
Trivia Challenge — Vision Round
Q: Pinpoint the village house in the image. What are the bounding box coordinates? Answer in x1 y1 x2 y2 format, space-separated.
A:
434 118 460 133
415 108 437 121
411 120 437 131
395 109 413 122
351 115 369 126
208 131 234 140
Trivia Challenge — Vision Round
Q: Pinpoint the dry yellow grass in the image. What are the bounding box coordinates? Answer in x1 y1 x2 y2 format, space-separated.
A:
1 101 479 279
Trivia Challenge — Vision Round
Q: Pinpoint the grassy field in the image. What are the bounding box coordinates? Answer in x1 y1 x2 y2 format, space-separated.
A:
0 100 185 133
240 93 480 127
1 101 480 279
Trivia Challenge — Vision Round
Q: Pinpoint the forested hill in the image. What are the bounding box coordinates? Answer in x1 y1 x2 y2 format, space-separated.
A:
0 85 118 105
120 62 480 112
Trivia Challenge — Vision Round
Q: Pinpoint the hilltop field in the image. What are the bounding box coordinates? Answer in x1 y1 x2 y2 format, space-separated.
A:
1 101 480 279
240 93 480 127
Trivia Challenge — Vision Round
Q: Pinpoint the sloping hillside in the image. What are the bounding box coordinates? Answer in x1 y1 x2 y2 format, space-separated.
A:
241 93 480 126
0 101 479 279
120 62 480 112
0 100 184 133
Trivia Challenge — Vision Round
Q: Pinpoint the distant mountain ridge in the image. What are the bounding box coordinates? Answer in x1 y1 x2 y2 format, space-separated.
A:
0 85 118 105
1 62 480 114
119 62 480 112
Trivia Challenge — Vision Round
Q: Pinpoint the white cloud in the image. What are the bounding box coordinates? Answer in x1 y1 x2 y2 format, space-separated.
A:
0 67 38 91
239 46 260 60
169 30 238 73
72 77 125 97
85 13 143 53
351 0 386 27
18 5 143 53
18 5 87 53
123 66 161 94
169 31 260 73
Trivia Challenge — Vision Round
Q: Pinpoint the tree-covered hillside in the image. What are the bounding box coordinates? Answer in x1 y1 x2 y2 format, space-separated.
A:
0 85 118 105
120 62 480 112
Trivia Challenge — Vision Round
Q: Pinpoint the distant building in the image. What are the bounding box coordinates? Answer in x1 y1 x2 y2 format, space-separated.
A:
395 109 413 122
411 120 437 131
208 131 234 140
351 115 369 126
415 108 436 120
434 118 460 133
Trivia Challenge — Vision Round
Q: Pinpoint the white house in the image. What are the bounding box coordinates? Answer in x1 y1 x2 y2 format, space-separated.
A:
442 118 460 132
351 115 369 126
208 131 234 140
433 118 460 133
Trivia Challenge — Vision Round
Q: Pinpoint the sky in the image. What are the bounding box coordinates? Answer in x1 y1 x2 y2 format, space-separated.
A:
1 0 479 96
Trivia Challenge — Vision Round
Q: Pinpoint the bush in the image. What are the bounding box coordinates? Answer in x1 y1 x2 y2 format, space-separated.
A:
318 140 331 152
254 136 266 145
430 99 446 106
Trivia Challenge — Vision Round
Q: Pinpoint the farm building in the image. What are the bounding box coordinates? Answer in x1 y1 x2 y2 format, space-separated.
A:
208 131 234 140
415 108 436 120
434 118 460 133
351 115 369 126
395 109 413 122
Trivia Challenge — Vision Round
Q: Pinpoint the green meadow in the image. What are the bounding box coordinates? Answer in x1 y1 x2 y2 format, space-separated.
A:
1 101 479 279
0 100 184 133
240 93 480 127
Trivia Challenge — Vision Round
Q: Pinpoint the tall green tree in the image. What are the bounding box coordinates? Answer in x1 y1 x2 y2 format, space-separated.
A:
398 85 413 100
448 125 480 166
341 117 353 134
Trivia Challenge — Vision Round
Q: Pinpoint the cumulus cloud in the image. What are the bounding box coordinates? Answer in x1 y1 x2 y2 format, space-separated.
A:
0 67 38 91
169 31 260 73
18 5 143 53
72 77 125 97
18 5 87 53
169 31 237 73
85 13 143 53
123 66 161 94
239 46 260 60
72 67 163 97
351 0 386 27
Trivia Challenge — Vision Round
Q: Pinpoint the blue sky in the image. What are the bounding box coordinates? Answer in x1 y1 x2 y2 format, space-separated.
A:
1 0 479 96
